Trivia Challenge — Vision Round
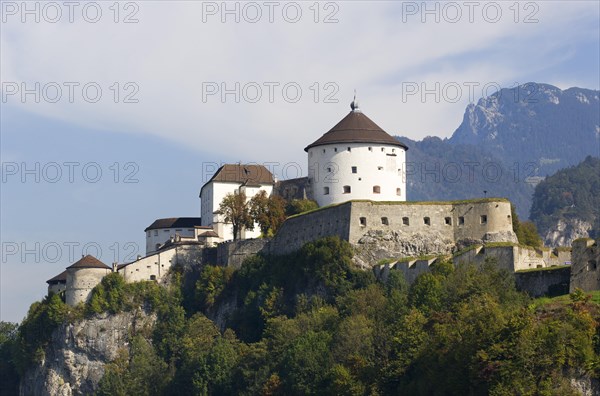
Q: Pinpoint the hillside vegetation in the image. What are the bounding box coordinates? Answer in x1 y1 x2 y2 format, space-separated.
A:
530 156 600 243
2 237 599 395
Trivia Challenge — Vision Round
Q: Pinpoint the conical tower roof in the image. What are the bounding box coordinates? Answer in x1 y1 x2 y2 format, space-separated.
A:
305 101 408 152
66 255 111 270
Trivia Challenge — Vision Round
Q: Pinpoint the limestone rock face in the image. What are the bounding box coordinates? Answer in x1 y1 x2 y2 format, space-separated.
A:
20 310 156 396
352 229 518 268
353 230 455 268
544 218 592 248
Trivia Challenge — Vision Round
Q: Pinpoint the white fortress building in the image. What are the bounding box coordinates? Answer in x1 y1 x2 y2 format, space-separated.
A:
200 164 275 241
306 98 408 207
50 97 573 305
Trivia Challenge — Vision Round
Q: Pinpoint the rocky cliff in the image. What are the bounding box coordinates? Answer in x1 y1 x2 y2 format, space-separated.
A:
20 309 156 396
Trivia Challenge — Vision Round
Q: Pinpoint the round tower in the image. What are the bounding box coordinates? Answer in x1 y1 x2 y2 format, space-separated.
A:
65 255 112 306
305 97 408 207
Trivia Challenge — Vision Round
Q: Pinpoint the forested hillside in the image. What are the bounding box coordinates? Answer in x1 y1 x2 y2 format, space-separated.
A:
2 237 599 395
530 156 600 246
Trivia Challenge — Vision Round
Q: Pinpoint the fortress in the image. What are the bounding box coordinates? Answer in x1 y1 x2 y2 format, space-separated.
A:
45 97 595 305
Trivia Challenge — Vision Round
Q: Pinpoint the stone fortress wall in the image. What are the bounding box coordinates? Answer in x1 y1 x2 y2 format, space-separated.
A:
570 238 600 292
66 267 112 306
268 198 517 265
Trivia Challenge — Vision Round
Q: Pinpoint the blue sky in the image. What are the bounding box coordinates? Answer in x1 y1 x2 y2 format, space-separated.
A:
1 1 599 323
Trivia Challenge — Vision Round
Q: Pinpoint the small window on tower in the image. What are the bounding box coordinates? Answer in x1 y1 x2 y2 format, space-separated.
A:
323 149 326 153
423 217 431 226
343 185 351 194
334 148 338 152
458 216 465 226
396 188 401 196
480 215 488 224
445 217 452 225
373 185 381 194
368 147 372 151
347 147 351 152
378 166 383 171
402 217 410 226
381 217 389 225
327 167 332 173
323 187 329 195
360 217 367 226
351 166 357 173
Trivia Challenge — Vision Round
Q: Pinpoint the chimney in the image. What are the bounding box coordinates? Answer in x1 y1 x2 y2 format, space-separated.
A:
112 262 118 272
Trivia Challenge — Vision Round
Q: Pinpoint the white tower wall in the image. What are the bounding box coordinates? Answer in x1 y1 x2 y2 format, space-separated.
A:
308 142 406 207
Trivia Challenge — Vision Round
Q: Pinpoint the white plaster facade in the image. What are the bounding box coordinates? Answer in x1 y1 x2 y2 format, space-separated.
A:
146 226 197 255
200 165 274 241
308 142 407 207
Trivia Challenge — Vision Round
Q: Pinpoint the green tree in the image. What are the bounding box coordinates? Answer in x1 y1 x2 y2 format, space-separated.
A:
0 322 19 395
285 199 319 216
249 190 287 236
219 191 254 240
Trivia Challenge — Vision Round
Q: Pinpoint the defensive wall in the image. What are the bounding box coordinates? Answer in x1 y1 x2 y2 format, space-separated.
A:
269 199 516 263
570 238 600 292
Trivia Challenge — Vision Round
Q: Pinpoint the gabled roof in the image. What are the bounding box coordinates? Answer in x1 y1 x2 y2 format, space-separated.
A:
305 110 408 151
198 230 219 238
46 270 67 284
200 164 274 196
145 217 203 232
66 255 111 270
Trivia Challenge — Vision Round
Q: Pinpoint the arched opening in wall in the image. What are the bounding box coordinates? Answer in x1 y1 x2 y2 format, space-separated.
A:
423 217 431 226
323 187 329 195
360 217 367 227
381 217 389 225
480 215 488 224
588 260 597 271
445 217 452 225
343 185 351 194
150 275 157 281
373 185 381 194
396 188 401 196
402 217 409 226
458 216 465 226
